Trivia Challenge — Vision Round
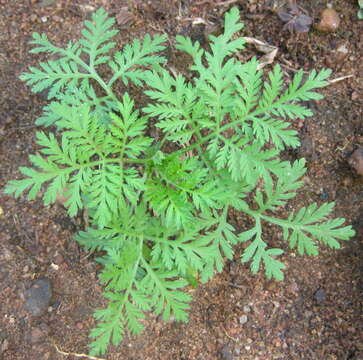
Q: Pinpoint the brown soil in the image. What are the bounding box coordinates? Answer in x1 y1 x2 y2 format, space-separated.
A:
0 1 362 359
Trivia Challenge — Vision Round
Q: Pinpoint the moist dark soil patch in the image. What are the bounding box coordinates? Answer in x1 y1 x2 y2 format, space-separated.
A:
1 1 362 359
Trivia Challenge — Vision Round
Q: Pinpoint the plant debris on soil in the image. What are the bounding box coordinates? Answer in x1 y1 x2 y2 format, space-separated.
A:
277 0 312 33
0 0 362 359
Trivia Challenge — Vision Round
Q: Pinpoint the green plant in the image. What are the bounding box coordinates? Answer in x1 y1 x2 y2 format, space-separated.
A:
5 8 355 356
358 0 363 19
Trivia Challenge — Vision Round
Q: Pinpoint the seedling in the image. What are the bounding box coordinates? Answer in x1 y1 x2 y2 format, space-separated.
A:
5 8 354 355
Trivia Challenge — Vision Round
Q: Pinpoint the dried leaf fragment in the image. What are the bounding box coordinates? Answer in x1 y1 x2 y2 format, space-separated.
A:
115 7 134 28
243 37 278 69
277 2 312 33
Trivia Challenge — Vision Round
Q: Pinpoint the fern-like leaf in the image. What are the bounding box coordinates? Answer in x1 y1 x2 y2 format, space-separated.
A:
5 7 355 357
283 203 355 255
79 8 118 66
240 222 286 281
108 34 167 86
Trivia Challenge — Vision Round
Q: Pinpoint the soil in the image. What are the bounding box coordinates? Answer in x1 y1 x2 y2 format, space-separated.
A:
0 1 362 360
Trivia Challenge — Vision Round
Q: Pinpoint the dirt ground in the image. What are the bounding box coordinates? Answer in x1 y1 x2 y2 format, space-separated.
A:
0 0 362 359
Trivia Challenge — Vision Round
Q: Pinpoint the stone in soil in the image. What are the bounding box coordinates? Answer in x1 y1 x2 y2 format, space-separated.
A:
24 278 52 316
315 8 340 32
314 288 326 304
239 314 248 325
348 148 363 176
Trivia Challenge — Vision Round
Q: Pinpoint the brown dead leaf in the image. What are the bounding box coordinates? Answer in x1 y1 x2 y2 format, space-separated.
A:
243 37 278 69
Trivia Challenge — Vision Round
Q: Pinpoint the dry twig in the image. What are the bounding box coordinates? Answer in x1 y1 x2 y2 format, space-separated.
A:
327 74 353 84
53 342 106 360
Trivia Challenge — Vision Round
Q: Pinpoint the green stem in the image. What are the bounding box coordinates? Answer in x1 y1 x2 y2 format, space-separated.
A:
170 99 291 159
260 213 294 228
58 46 118 103
156 131 172 152
77 157 149 169
156 168 196 195
108 53 147 87
186 118 217 175
244 211 301 236
92 72 118 103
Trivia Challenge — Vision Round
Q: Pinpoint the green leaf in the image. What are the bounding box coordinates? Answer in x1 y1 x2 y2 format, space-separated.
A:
108 34 167 86
79 8 118 66
240 222 286 280
140 261 192 322
5 6 355 357
263 203 355 256
256 159 306 212
88 164 121 228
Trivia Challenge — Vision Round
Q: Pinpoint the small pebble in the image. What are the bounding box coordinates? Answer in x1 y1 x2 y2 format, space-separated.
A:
336 43 349 61
52 15 62 22
53 253 64 265
76 322 83 330
50 263 59 271
320 191 329 201
315 8 340 32
351 91 360 101
239 314 248 325
348 148 363 176
24 278 52 316
243 305 251 313
80 4 95 12
314 288 326 303
325 42 349 68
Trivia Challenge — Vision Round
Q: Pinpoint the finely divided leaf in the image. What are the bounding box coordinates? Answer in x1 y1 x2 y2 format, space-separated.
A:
5 7 354 357
108 34 167 86
79 8 118 66
281 203 355 255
